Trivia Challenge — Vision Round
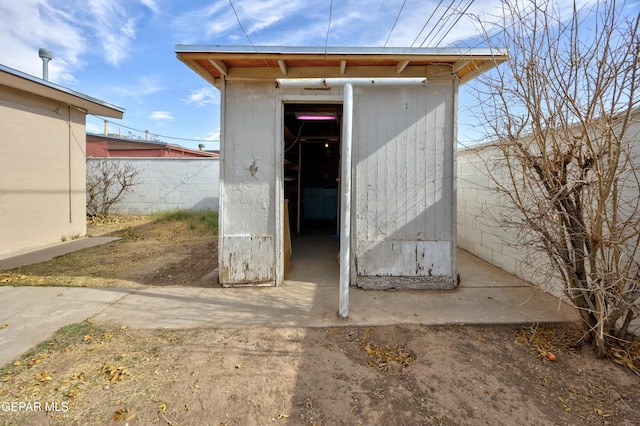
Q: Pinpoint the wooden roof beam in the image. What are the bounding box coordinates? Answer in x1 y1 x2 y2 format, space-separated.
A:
395 60 410 74
452 60 471 74
277 60 288 76
209 59 228 76
340 60 347 75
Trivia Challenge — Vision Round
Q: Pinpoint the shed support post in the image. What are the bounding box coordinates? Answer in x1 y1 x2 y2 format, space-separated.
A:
339 83 353 318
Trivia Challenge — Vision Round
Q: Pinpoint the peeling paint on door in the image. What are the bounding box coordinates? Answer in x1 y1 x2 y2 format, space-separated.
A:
220 235 274 285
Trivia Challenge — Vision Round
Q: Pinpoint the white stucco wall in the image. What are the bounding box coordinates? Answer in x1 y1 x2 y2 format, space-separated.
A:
0 86 87 257
86 158 219 215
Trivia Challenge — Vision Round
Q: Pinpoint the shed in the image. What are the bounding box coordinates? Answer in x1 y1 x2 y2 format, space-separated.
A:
0 64 124 257
176 46 507 315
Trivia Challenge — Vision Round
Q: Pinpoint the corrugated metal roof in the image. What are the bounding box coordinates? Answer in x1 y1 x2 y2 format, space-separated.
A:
175 45 508 87
0 64 124 118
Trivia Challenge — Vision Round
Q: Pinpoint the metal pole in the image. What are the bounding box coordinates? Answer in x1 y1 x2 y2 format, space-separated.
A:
339 83 353 318
276 77 427 88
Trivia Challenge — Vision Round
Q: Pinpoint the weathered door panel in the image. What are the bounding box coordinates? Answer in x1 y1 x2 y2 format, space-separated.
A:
356 240 452 276
353 82 456 289
220 235 275 285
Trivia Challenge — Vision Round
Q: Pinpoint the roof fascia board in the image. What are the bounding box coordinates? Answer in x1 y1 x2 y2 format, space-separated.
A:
175 44 506 58
178 51 506 64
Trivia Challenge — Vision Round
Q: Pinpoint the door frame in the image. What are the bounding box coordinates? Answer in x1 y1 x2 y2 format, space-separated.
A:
274 94 344 286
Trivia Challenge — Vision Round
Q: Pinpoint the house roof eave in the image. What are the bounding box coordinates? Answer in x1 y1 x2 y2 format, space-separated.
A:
0 64 125 118
175 45 508 86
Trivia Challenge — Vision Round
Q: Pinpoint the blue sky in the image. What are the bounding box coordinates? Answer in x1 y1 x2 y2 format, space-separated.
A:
0 0 621 151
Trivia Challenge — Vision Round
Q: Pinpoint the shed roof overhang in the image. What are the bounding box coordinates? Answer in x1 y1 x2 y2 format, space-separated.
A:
0 64 125 118
176 45 508 88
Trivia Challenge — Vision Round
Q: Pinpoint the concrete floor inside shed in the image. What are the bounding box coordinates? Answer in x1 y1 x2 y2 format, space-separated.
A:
286 235 340 285
285 235 515 291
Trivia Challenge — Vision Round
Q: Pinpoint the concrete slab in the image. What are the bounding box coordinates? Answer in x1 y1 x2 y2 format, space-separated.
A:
0 239 580 368
92 247 577 329
0 237 120 270
0 286 132 367
91 278 577 329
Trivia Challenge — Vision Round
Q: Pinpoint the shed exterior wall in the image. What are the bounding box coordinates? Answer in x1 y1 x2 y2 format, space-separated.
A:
0 86 87 257
218 77 457 287
219 81 278 284
352 82 457 288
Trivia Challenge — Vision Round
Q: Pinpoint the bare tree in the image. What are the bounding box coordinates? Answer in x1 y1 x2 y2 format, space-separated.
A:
472 0 640 356
86 158 143 220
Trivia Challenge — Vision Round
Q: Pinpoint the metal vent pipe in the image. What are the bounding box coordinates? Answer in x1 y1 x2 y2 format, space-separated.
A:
38 48 52 81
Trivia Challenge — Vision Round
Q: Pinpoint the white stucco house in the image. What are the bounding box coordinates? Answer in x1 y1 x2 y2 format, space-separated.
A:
176 45 507 314
0 64 124 258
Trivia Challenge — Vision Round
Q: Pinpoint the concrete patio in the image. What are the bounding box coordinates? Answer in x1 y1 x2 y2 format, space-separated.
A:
0 236 578 367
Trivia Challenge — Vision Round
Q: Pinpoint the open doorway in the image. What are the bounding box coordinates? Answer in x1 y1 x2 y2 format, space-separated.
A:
283 103 342 282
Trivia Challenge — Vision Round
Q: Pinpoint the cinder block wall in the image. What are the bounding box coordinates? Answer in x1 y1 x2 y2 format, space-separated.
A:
87 158 219 215
457 144 565 298
457 112 640 302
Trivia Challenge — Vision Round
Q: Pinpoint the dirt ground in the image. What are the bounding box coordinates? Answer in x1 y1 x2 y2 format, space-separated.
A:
0 215 218 289
0 215 639 425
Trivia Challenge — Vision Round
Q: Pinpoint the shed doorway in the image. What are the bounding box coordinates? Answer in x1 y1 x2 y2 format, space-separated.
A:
283 103 342 282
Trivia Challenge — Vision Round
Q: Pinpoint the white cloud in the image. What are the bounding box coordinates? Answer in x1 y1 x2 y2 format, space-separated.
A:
0 0 150 84
140 0 159 14
184 87 219 107
0 0 87 82
171 0 600 49
85 120 104 135
111 76 164 98
204 130 220 142
85 0 138 66
150 111 174 121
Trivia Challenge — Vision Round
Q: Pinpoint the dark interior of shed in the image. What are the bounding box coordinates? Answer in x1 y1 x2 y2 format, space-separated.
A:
283 103 343 236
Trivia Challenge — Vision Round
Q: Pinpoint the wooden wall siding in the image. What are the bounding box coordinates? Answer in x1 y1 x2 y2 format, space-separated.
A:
353 82 455 286
219 82 278 284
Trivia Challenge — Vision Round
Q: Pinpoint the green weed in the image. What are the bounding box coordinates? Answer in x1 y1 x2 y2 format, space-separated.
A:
152 209 218 234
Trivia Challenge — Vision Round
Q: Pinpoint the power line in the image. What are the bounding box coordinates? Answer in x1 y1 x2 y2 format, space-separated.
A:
384 0 408 47
227 0 254 48
323 0 334 77
432 0 475 47
411 0 445 47
368 0 388 45
324 0 334 55
419 0 459 47
227 0 277 81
